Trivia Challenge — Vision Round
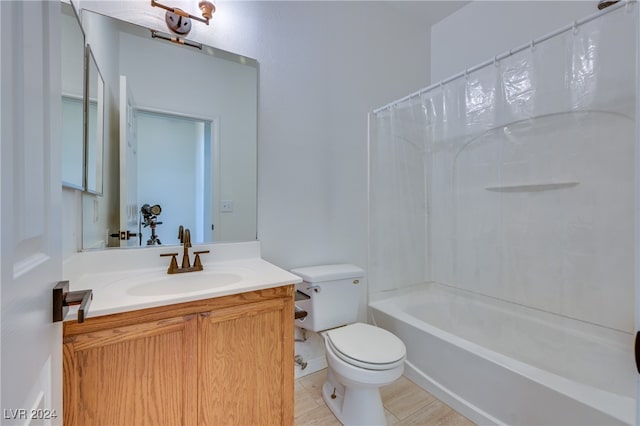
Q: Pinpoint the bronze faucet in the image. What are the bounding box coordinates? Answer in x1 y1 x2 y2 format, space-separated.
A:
182 228 192 268
160 226 209 274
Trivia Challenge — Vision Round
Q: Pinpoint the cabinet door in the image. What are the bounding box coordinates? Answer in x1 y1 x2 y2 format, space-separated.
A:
63 315 198 426
198 298 294 426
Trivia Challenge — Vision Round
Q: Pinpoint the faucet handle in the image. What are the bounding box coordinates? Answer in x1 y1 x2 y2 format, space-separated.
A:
178 225 184 243
160 252 179 274
193 250 210 268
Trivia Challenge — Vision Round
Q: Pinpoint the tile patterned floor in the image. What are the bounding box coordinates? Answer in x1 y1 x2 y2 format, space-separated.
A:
295 369 476 426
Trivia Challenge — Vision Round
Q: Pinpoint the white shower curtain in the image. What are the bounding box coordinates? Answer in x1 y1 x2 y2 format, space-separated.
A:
369 4 637 334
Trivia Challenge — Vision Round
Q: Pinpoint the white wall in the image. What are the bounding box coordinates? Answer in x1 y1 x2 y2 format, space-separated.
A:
431 1 595 83
62 188 82 257
242 1 435 276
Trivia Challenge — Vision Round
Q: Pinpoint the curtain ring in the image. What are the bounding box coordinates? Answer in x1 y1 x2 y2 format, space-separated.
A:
439 80 444 91
464 69 469 80
530 40 536 52
572 20 579 35
494 55 499 67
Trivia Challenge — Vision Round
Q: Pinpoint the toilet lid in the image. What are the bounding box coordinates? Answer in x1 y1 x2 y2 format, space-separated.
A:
326 323 406 368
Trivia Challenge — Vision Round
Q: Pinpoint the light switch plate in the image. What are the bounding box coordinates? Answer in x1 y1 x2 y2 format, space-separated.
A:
221 200 234 213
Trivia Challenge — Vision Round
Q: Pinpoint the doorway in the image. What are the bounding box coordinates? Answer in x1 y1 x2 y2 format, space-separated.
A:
136 110 217 245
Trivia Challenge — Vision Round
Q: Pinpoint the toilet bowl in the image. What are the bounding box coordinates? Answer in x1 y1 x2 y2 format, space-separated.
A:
321 323 406 426
291 264 406 426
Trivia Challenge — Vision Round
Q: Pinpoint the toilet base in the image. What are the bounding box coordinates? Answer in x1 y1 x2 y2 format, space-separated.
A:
322 368 387 426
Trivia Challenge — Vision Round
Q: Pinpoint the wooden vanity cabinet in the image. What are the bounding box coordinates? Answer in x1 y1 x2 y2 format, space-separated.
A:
63 285 295 426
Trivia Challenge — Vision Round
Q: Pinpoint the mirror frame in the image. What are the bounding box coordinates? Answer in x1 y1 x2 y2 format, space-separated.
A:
83 44 105 196
61 1 86 191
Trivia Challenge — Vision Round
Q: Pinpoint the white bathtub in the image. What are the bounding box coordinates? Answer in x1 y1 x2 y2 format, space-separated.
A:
369 283 635 425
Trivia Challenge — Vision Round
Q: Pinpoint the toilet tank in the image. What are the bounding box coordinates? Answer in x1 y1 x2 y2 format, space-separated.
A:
291 264 364 332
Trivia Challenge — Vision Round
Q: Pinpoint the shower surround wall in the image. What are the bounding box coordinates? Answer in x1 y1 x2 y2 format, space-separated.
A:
369 8 636 422
371 4 636 332
369 5 637 422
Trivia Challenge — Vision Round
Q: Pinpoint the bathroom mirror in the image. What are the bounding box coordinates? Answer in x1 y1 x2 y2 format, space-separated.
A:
61 2 85 190
80 9 258 249
84 45 104 195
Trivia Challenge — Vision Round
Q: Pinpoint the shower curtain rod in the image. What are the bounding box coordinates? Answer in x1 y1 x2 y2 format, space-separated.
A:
373 0 633 114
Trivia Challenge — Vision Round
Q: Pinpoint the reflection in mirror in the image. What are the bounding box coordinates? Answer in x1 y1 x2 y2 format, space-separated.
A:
84 46 104 195
61 2 85 189
80 9 258 250
137 111 213 246
61 97 84 189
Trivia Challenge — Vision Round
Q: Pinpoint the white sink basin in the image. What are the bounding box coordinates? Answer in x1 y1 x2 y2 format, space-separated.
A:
127 272 244 296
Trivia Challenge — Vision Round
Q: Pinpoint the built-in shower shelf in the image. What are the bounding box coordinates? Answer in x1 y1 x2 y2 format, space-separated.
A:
485 182 579 192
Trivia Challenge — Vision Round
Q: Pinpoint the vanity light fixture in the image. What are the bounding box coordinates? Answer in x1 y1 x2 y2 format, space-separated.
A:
151 29 203 50
151 0 215 36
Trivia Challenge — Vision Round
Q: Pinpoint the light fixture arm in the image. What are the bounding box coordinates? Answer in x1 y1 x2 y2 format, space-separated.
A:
151 30 203 50
151 0 214 25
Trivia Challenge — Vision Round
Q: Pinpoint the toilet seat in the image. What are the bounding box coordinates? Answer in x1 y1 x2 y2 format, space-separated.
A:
326 323 406 370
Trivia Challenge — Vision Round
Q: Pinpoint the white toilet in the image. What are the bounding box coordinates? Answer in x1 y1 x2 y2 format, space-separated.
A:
292 264 406 426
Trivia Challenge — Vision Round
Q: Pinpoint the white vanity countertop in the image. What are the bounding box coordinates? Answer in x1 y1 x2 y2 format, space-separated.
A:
62 241 302 321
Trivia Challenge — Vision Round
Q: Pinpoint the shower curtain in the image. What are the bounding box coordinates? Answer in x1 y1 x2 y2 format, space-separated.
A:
369 5 637 334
